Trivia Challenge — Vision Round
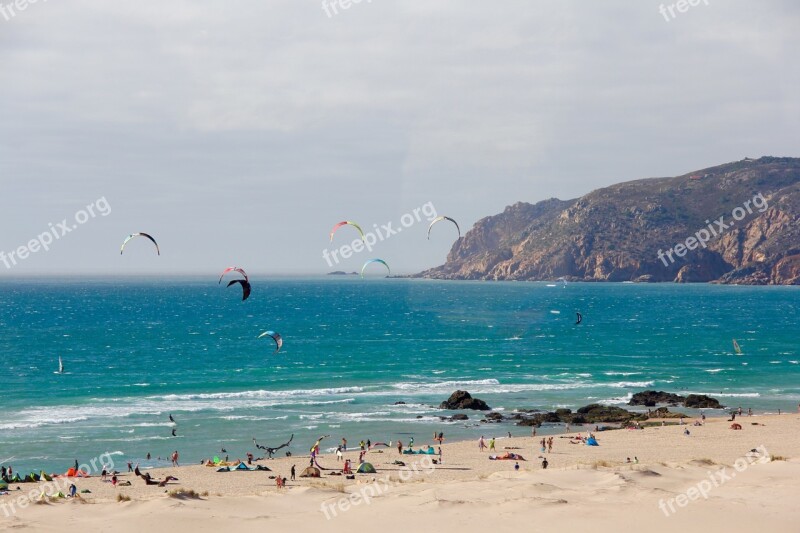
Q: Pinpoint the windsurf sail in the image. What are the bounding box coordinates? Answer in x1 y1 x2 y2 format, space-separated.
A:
733 339 742 354
58 356 64 374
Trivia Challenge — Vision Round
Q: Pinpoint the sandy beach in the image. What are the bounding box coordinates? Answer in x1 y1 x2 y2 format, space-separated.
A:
3 414 799 532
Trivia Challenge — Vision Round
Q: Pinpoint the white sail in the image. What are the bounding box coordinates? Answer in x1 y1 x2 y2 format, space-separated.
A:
58 356 64 373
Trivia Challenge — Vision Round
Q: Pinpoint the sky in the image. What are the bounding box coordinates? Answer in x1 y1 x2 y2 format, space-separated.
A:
0 0 798 275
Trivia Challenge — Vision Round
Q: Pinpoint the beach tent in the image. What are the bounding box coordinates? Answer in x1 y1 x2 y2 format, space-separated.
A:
357 463 376 474
40 471 53 482
300 466 321 478
586 437 599 446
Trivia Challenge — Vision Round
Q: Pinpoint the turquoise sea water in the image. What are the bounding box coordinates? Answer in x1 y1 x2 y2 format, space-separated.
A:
0 278 797 473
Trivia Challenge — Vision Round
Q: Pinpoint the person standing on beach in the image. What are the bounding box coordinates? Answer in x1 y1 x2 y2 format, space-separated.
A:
342 437 347 450
541 458 548 469
290 465 296 481
74 459 79 471
479 436 486 451
127 461 133 472
489 437 495 451
547 437 553 453
397 441 403 454
438 446 442 464
532 427 536 437
171 450 179 467
336 447 343 462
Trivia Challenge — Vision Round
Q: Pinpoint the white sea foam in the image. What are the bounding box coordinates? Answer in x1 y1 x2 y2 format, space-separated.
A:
695 392 760 398
155 386 365 401
607 381 654 388
597 392 633 405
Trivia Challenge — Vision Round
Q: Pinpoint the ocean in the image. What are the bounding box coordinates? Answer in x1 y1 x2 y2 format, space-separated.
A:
0 278 797 473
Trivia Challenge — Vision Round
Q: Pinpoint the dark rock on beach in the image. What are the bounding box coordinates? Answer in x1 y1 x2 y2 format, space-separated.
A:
575 404 636 423
629 390 686 407
439 413 470 422
482 412 504 423
684 394 723 409
648 407 688 418
439 390 491 411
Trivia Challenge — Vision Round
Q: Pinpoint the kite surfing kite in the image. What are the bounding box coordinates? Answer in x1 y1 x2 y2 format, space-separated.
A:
258 330 283 352
120 233 160 255
575 312 583 325
329 221 365 242
227 279 251 301
253 434 293 459
360 258 390 278
218 267 248 284
219 267 251 301
427 216 461 240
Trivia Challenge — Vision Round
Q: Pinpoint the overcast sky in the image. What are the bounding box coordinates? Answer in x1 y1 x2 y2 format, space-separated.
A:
1 0 797 275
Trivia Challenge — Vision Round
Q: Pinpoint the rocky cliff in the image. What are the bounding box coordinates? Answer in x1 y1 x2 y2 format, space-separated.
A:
417 157 800 284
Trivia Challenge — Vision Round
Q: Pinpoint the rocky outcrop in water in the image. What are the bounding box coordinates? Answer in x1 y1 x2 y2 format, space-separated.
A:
439 390 491 411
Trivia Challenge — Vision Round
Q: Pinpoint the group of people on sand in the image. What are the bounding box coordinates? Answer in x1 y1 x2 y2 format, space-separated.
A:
540 437 554 453
478 436 496 451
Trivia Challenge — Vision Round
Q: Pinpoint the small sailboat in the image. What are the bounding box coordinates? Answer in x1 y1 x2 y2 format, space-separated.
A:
732 339 742 355
55 356 64 374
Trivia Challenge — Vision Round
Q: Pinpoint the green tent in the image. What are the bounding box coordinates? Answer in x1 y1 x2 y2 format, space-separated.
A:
356 462 376 474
